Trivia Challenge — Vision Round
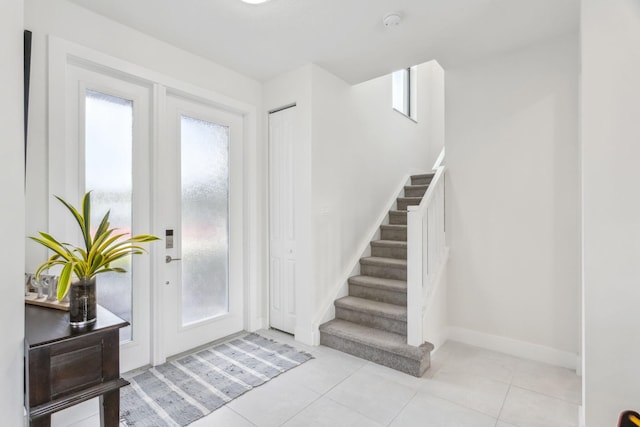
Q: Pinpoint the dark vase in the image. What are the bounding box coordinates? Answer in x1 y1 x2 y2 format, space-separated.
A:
69 277 97 327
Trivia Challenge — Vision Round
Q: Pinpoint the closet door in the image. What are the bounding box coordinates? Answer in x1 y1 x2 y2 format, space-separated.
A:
269 106 297 334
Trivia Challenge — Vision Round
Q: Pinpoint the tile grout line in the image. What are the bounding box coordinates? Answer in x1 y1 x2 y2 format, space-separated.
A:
277 394 323 426
507 383 581 406
385 389 418 427
274 354 367 426
320 361 394 426
495 382 512 426
417 385 503 420
227 405 259 426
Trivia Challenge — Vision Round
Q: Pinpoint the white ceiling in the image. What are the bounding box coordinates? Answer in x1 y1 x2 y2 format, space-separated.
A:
68 0 579 84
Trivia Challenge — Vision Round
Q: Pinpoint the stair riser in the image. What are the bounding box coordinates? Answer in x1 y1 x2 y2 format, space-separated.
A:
389 211 407 225
349 283 407 306
335 307 406 336
320 332 430 377
381 228 407 241
361 263 407 280
371 245 407 259
397 199 421 210
411 176 433 186
405 187 427 198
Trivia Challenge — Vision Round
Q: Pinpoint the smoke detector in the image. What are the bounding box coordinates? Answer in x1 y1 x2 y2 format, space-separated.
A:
383 13 402 28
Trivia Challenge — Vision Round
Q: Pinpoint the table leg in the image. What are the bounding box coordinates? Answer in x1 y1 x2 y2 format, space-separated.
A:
100 389 120 427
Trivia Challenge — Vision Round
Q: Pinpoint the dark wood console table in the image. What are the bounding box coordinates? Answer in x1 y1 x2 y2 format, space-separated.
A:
25 304 129 427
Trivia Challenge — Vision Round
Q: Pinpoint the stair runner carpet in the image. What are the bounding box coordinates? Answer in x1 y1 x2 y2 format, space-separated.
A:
319 173 435 377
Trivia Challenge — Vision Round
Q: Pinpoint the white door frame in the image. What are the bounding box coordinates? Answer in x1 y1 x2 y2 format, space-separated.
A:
47 36 262 367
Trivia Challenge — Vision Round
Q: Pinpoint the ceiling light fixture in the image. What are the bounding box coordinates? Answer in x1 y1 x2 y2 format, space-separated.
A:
383 12 402 28
241 0 271 4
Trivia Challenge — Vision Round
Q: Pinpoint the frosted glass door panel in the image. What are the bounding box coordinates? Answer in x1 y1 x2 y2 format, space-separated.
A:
180 115 229 325
85 90 133 341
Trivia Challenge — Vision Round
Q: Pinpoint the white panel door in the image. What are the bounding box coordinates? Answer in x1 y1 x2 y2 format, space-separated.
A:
159 93 244 357
269 106 297 334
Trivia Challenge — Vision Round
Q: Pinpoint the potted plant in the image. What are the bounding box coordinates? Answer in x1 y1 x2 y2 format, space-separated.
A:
30 192 159 327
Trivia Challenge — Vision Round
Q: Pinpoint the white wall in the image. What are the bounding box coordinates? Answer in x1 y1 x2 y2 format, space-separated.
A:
0 0 25 423
24 0 262 271
446 33 580 365
582 1 640 424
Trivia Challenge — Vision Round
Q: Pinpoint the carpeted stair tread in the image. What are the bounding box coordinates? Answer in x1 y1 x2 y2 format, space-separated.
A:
411 173 435 180
348 275 407 305
349 275 407 292
360 256 407 268
411 173 435 181
371 240 407 249
404 185 429 197
370 240 408 259
388 210 408 226
335 296 406 321
397 197 423 204
320 319 433 360
380 224 407 232
396 197 423 211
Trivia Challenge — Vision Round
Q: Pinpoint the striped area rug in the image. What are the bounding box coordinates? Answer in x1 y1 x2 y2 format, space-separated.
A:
120 333 313 426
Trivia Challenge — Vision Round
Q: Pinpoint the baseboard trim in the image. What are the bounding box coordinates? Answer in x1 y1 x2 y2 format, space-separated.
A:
448 326 578 370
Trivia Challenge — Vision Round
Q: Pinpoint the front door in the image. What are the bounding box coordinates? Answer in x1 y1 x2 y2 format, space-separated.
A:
159 93 244 357
68 65 153 373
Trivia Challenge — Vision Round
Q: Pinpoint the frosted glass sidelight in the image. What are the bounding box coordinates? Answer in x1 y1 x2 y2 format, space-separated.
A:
85 90 133 341
180 115 229 325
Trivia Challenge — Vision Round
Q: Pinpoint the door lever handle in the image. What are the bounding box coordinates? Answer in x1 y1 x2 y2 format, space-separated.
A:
165 255 182 263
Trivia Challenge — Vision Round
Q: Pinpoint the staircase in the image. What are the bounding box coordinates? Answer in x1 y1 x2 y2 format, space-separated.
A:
319 173 436 377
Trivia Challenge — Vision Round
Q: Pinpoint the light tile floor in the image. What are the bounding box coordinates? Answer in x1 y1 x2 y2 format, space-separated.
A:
69 329 581 427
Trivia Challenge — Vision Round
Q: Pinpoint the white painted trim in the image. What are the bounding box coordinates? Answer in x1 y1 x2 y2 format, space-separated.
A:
432 147 445 170
151 83 166 366
448 326 578 370
311 174 413 339
579 405 585 427
576 354 582 377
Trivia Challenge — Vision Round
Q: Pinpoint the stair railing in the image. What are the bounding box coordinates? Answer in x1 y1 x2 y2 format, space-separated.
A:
406 148 446 346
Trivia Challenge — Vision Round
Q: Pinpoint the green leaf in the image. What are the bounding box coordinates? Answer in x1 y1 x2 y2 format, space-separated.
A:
55 195 87 240
82 192 92 251
128 234 161 243
57 262 74 301
94 210 111 243
29 235 73 261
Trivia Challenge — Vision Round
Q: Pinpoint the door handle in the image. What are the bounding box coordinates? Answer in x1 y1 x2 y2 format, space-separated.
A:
166 255 182 263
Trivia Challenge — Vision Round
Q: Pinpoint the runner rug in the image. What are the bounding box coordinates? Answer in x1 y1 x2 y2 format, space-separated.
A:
120 333 313 426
